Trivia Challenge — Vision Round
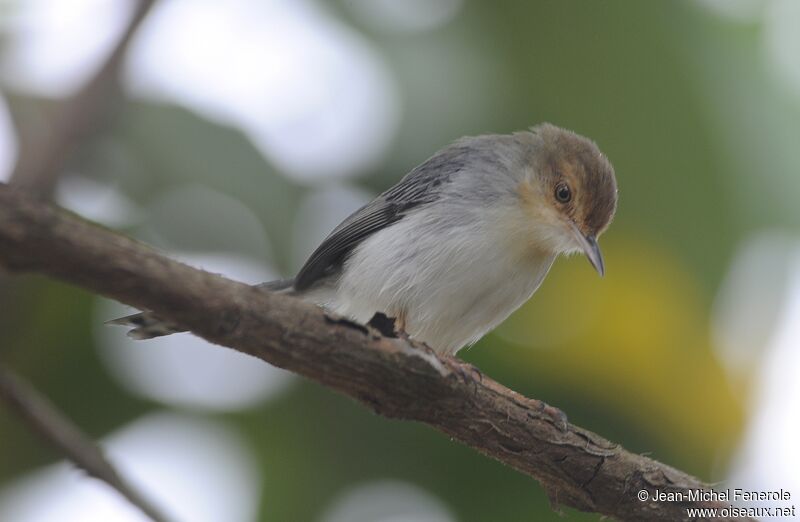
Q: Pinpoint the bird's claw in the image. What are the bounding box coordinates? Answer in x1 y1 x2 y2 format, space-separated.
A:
442 357 483 388
461 362 483 383
537 401 569 432
367 312 398 338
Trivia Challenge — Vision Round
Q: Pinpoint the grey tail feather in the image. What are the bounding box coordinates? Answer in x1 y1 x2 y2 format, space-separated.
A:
256 278 297 294
107 278 298 340
105 312 185 340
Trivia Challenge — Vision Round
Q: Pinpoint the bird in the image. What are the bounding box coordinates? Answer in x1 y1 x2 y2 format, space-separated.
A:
110 123 618 356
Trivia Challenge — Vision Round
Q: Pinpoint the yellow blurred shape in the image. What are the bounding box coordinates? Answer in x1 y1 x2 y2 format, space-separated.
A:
494 235 742 461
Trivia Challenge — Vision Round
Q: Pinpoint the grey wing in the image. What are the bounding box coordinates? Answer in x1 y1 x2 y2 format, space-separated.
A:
293 199 406 290
293 144 468 291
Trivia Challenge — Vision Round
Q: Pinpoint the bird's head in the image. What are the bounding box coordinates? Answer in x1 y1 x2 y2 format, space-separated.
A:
517 123 618 275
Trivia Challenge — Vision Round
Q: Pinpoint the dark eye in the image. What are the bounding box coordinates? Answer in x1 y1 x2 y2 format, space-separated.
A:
555 183 572 203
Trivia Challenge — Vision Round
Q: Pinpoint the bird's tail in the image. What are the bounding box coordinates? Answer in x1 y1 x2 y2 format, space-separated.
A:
107 278 296 340
105 312 184 340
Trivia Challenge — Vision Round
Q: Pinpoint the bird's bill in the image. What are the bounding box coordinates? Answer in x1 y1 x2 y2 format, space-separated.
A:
570 224 605 276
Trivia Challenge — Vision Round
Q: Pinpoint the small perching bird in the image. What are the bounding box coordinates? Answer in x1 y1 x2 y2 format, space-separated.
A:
111 123 618 355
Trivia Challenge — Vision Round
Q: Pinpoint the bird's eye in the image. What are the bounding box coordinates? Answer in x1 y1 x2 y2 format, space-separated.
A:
555 183 572 203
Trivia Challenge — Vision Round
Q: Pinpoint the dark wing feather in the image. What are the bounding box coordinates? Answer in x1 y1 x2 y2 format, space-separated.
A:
294 200 404 290
293 145 468 291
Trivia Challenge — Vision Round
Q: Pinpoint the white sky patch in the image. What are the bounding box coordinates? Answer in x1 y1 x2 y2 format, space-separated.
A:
125 0 400 183
764 0 800 100
0 412 261 522
320 480 456 522
727 243 800 519
711 231 794 379
695 0 766 23
55 175 143 228
345 0 463 33
96 252 294 411
0 0 134 97
0 95 16 182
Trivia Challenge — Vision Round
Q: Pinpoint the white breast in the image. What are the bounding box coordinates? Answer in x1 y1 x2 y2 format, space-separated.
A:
329 204 556 355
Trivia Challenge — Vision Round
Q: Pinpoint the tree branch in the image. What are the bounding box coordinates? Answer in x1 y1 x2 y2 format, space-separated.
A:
1 4 170 520
0 365 173 522
0 183 752 521
8 0 157 197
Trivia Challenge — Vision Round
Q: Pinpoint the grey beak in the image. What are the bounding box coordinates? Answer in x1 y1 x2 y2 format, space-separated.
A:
570 223 605 276
582 235 605 277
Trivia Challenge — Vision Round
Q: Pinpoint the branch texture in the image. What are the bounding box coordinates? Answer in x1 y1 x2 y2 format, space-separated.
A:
1 5 169 520
9 0 156 197
0 366 172 522
0 184 750 521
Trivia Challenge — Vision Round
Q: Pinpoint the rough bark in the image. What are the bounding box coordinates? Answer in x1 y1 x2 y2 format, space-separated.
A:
0 184 751 521
0 366 173 522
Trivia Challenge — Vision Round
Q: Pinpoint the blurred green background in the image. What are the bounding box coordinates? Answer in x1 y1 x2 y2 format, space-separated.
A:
1 0 799 521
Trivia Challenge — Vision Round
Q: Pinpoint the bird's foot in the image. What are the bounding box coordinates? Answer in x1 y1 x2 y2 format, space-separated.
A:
439 356 483 388
459 361 483 384
536 401 569 432
367 312 434 349
367 312 398 338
